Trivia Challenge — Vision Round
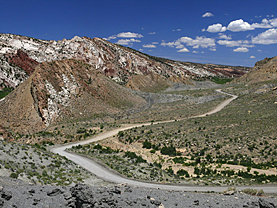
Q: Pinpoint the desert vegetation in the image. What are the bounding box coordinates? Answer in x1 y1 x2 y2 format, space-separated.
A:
68 80 277 186
0 140 106 186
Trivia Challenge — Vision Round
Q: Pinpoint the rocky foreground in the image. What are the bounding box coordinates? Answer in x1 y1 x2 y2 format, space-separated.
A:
0 177 276 208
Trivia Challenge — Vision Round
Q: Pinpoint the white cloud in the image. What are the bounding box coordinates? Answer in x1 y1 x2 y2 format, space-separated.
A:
193 51 199 53
250 56 256 58
206 23 227 33
105 35 117 41
204 18 277 34
202 12 214 18
233 47 249 52
251 18 277 28
270 18 277 27
116 39 141 45
227 19 254 32
219 34 232 40
161 41 175 47
252 28 277 44
142 44 156 48
175 44 185 49
217 40 254 47
251 18 272 29
209 48 216 51
178 47 189 52
218 40 241 47
117 32 143 38
152 42 159 44
177 36 216 48
162 36 215 52
177 29 181 31
149 32 156 35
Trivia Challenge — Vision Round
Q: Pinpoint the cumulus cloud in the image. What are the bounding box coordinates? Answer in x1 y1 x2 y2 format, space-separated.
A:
251 18 272 29
250 18 277 29
202 12 214 17
105 35 117 41
178 47 189 52
270 18 277 27
219 34 232 40
117 32 143 38
105 31 144 41
252 28 277 44
176 44 185 49
177 36 216 48
142 44 156 48
205 18 277 34
206 23 227 33
149 32 156 35
250 56 256 58
233 47 249 52
217 40 253 47
161 41 175 47
116 39 141 45
209 48 216 51
227 19 254 32
161 36 216 52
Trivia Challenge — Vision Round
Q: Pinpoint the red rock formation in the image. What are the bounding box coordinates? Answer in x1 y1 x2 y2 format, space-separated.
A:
7 50 39 76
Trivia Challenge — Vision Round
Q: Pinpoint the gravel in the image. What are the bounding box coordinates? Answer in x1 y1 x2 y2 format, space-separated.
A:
0 177 276 208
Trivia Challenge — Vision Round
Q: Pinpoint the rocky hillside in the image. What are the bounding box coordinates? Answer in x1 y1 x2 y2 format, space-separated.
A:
0 33 250 91
0 59 147 134
236 56 277 83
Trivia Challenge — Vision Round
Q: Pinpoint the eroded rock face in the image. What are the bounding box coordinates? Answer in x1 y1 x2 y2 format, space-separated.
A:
0 59 148 133
0 55 28 89
0 33 250 90
43 74 79 126
6 49 39 76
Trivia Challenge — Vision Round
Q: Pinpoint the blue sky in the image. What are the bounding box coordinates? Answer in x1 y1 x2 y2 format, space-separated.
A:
1 0 277 67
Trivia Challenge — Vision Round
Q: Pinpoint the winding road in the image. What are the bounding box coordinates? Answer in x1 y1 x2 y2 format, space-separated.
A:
51 90 277 193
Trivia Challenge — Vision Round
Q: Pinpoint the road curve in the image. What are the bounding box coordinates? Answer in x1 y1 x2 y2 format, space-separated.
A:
51 90 277 193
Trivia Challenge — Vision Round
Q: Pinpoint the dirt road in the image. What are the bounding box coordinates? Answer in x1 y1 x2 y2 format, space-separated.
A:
51 90 277 193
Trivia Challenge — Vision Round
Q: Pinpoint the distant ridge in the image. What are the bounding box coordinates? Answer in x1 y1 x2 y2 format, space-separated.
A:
0 33 250 91
236 56 277 83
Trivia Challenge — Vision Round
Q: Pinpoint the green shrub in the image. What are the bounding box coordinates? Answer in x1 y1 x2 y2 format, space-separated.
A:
150 149 156 154
177 169 189 177
161 145 177 156
142 139 152 149
10 172 18 179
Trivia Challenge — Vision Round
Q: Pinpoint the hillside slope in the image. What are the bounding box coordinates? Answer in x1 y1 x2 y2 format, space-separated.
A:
236 56 277 83
0 59 147 134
